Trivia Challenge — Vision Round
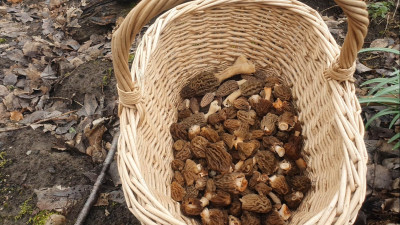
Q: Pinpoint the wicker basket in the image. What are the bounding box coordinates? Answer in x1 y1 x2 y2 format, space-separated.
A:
111 0 369 224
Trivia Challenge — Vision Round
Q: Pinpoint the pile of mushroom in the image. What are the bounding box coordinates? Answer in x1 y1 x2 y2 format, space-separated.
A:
171 55 311 225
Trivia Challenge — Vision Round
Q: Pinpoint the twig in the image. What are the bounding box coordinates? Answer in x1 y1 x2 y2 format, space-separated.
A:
74 131 120 225
320 5 339 14
49 96 84 107
0 110 78 133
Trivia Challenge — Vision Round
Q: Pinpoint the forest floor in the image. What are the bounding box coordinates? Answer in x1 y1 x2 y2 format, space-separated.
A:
0 0 398 224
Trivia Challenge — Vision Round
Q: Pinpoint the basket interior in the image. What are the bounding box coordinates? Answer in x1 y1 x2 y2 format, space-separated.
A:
129 1 347 224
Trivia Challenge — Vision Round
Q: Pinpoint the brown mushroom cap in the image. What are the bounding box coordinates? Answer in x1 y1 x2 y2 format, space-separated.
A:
278 111 295 131
209 189 232 207
200 127 220 143
254 99 273 117
173 171 185 186
238 157 256 176
189 97 200 114
240 80 264 96
182 159 201 186
171 159 185 171
265 76 282 88
233 98 250 111
255 182 272 196
241 211 261 225
284 191 304 209
188 125 201 140
171 181 186 202
185 185 200 198
180 113 207 130
273 84 292 101
208 113 224 125
191 136 208 158
170 123 188 141
221 106 238 119
174 142 192 162
237 110 257 126
256 151 277 175
240 194 272 213
266 209 286 225
221 133 235 150
224 119 242 133
287 175 312 194
250 129 265 140
195 176 207 191
201 92 216 108
216 80 239 97
229 197 242 217
228 215 241 225
261 113 278 135
205 141 232 173
214 172 248 194
200 208 228 225
181 72 220 98
269 175 290 195
181 197 204 216
173 140 187 151
238 140 260 160
178 108 192 120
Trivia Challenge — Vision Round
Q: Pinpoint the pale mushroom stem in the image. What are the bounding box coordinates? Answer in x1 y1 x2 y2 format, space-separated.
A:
204 100 221 119
274 145 285 157
268 192 282 209
223 89 242 107
264 87 272 101
215 55 256 82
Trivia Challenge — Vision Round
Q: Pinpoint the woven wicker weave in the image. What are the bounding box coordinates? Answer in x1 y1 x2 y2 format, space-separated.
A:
111 0 369 224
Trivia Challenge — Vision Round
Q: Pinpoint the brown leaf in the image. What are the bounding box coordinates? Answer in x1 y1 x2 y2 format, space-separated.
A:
7 0 22 3
10 110 23 121
94 193 109 206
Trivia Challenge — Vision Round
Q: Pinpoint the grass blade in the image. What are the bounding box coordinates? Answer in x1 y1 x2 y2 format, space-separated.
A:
388 133 400 143
389 113 400 129
359 48 400 54
393 141 400 150
374 85 400 97
364 109 396 129
358 97 400 105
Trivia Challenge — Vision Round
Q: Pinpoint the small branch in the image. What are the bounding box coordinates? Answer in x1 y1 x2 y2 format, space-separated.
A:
49 96 84 107
320 5 339 14
74 131 120 225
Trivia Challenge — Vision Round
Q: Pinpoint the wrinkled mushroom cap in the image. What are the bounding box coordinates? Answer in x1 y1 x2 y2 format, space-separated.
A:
200 127 220 143
269 175 289 195
255 151 277 175
205 141 232 173
240 80 264 96
240 194 272 213
181 197 204 216
233 98 250 111
214 172 248 194
171 181 186 202
190 136 208 158
216 80 239 97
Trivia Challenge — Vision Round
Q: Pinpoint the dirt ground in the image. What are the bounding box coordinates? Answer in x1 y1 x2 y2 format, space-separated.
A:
0 0 399 225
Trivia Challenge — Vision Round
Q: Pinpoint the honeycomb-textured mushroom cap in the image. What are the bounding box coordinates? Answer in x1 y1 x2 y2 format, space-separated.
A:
208 112 224 125
254 99 272 117
255 182 272 196
170 123 188 141
228 215 241 225
181 72 219 98
269 175 289 195
273 84 292 101
201 92 216 108
237 110 257 125
237 140 260 159
216 80 239 97
171 159 185 171
238 157 256 176
188 125 200 140
200 208 228 225
284 191 304 209
214 172 248 194
265 76 282 88
229 197 242 217
224 119 242 133
209 189 232 207
171 181 186 202
250 129 264 140
240 80 264 97
221 107 238 119
178 108 192 120
185 185 199 198
191 136 209 158
181 197 204 216
173 140 187 151
265 209 286 225
260 113 278 135
173 171 185 186
200 127 220 143
174 142 192 161
241 211 261 225
278 111 295 131
233 97 250 111
180 113 207 129
195 176 207 191
182 159 201 186
240 194 272 213
205 141 232 173
189 97 200 114
221 133 235 150
256 151 277 175
287 175 312 194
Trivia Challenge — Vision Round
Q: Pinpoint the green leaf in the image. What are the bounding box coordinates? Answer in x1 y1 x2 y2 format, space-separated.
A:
358 97 400 105
389 113 400 129
393 141 400 150
361 76 398 86
388 133 400 143
359 48 400 54
364 108 397 129
374 85 400 97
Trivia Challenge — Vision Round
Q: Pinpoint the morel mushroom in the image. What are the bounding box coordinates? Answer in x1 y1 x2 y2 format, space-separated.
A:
279 204 291 220
181 197 205 216
181 55 255 98
237 110 257 125
195 176 207 190
273 84 292 101
260 113 278 135
205 141 232 173
178 108 192 120
182 159 201 186
171 181 186 202
223 80 264 107
173 140 186 151
263 136 285 158
208 112 225 125
240 194 272 213
200 208 228 225
228 215 241 225
255 182 272 196
205 100 222 120
170 123 188 141
241 211 261 225
208 189 232 207
255 151 277 175
284 131 303 160
189 97 200 114
224 119 242 134
214 172 248 194
200 127 220 143
237 140 260 160
171 159 185 171
269 175 289 195
268 191 282 209
248 171 269 189
229 197 242 217
173 171 185 186
254 87 273 117
272 98 292 115
284 191 304 209
201 92 216 108
238 157 256 175
180 113 207 130
174 142 192 162
266 209 286 225
188 125 200 140
250 129 264 140
265 75 282 88
233 97 250 111
278 111 296 131
185 185 200 198
221 133 235 150
233 122 249 149
178 99 190 111
191 136 208 158
216 80 239 97
287 175 312 194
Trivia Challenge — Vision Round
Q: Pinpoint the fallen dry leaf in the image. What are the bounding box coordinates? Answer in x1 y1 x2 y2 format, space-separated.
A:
10 110 23 121
94 193 109 206
7 0 23 3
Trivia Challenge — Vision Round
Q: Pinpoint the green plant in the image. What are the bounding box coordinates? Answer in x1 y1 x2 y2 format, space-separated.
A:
367 1 395 20
358 48 400 150
0 38 6 44
15 198 33 220
29 210 59 225
0 152 9 168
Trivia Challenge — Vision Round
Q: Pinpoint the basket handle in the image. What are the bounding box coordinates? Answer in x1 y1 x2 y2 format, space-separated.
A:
111 0 185 124
325 0 369 82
